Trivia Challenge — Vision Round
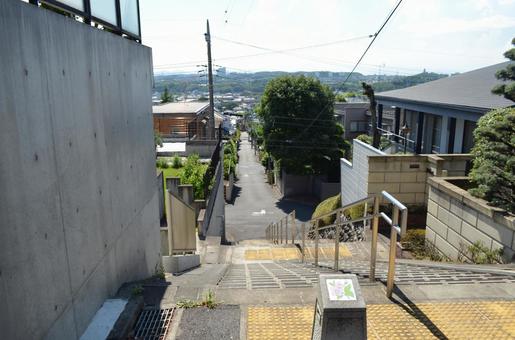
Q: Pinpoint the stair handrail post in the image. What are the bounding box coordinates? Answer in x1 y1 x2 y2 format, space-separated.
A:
280 219 283 244
291 210 296 244
301 222 306 263
285 215 288 244
386 206 400 298
334 210 341 272
315 219 319 266
370 195 380 282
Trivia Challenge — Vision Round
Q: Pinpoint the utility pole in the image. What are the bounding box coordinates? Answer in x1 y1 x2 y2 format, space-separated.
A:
205 20 215 139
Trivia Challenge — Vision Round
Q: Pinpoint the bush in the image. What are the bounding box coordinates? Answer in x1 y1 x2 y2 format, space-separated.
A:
460 241 503 264
180 154 208 199
172 154 182 169
311 194 341 227
469 107 515 213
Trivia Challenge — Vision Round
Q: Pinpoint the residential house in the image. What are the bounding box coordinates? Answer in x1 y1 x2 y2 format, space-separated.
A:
334 101 395 141
153 102 222 140
375 62 513 154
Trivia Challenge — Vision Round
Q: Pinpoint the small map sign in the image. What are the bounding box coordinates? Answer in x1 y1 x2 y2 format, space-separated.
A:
326 279 356 301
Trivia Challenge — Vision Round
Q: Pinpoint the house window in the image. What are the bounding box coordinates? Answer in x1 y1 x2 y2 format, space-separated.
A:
350 121 367 132
462 120 477 153
431 115 442 153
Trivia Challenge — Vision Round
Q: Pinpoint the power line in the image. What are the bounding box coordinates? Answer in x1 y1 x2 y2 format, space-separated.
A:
288 0 404 143
342 0 404 85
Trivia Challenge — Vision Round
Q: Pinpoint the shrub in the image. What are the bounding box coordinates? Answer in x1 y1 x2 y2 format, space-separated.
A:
461 241 503 264
469 107 515 213
180 154 208 199
172 154 182 169
311 194 341 227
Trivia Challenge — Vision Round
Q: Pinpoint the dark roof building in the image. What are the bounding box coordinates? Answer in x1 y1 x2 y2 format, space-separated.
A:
375 62 513 154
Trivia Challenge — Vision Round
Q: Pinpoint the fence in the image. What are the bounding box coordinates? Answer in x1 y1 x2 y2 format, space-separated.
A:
266 191 408 298
27 0 141 42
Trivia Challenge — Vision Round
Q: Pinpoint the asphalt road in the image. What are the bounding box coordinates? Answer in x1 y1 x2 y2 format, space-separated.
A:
225 132 315 242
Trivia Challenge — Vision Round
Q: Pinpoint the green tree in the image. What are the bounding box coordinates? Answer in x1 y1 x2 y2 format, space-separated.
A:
335 93 347 102
492 37 515 102
469 107 515 213
161 87 174 103
180 154 208 199
258 75 349 176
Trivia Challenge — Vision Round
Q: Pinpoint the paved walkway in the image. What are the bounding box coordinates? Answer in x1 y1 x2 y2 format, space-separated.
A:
225 132 315 242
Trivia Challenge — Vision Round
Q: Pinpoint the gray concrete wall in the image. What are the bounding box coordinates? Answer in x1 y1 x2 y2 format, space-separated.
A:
341 139 385 205
0 1 160 339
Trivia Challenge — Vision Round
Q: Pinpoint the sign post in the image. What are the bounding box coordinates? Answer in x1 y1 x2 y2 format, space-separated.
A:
311 274 366 340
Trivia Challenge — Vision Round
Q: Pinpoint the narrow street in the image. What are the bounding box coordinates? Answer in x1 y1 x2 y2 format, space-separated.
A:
225 132 316 242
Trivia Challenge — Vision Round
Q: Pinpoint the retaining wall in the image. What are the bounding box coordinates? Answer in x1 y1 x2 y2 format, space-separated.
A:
0 2 159 339
426 177 515 262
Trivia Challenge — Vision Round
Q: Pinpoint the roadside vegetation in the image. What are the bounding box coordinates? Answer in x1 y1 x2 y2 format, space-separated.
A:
224 129 241 180
156 154 209 200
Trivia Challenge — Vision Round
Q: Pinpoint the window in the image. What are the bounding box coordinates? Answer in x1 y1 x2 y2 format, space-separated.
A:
350 121 367 132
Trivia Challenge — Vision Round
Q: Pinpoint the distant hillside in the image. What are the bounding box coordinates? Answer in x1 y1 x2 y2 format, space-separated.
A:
154 70 449 97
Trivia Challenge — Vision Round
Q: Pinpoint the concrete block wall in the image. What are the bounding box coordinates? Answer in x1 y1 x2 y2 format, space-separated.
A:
0 1 159 339
367 155 428 205
341 139 385 205
426 177 515 262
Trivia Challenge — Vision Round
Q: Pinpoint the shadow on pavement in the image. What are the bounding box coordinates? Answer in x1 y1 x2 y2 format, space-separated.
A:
390 286 449 340
275 197 317 221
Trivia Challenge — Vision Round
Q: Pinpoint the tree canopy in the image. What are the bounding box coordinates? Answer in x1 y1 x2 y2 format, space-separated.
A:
469 107 515 213
492 37 515 102
160 87 174 103
258 75 348 177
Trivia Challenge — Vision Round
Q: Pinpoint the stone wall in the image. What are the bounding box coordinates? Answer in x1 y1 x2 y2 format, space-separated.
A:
426 177 515 262
0 2 159 339
367 155 428 205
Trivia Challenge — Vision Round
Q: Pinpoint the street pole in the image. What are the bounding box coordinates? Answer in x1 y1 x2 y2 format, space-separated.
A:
205 20 215 139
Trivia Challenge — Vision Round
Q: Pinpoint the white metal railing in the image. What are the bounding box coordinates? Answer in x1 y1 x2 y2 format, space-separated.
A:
265 191 408 298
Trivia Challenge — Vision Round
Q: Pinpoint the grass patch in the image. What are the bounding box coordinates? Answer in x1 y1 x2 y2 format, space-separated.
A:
176 290 218 309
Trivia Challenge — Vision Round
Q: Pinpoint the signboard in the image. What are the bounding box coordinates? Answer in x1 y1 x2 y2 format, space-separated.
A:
326 279 356 301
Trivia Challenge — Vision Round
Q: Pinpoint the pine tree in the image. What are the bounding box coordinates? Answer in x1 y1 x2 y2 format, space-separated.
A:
491 37 515 102
160 87 173 103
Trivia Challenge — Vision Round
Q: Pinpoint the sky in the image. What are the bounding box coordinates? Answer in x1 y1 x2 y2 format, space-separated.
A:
140 0 515 75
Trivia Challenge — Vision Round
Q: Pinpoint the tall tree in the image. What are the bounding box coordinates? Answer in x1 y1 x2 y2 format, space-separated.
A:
492 37 515 102
160 87 173 103
258 75 348 176
362 82 380 148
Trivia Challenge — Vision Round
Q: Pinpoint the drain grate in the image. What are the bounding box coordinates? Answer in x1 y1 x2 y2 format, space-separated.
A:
133 307 175 340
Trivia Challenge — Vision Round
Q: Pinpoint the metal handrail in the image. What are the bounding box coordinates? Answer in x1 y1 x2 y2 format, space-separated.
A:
272 191 408 299
265 210 296 245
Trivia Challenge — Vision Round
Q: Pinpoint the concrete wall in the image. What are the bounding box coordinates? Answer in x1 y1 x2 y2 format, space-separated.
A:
341 139 385 205
0 2 159 339
426 177 515 262
157 171 165 221
204 162 226 241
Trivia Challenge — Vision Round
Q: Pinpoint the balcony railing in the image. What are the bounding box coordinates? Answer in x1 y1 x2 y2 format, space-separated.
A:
28 0 141 42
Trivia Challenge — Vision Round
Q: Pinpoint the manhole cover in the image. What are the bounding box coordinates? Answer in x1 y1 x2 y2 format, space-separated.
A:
133 307 175 340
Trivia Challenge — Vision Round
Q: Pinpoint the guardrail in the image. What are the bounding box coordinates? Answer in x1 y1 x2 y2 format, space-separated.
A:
266 191 407 298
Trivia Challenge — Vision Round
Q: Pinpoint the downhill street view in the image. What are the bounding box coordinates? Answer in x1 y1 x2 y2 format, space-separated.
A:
1 0 515 339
